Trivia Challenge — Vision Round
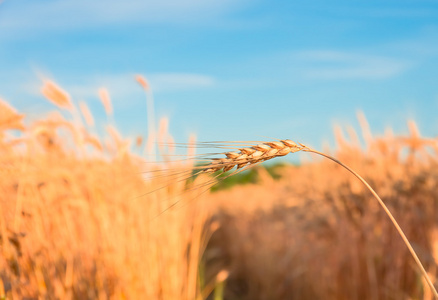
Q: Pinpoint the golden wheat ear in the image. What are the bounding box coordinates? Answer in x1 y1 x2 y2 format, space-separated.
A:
195 139 438 299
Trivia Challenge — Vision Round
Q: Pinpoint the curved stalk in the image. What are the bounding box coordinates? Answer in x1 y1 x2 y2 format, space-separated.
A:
303 146 438 299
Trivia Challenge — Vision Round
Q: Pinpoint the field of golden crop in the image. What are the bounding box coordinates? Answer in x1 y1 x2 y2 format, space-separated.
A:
1 81 438 299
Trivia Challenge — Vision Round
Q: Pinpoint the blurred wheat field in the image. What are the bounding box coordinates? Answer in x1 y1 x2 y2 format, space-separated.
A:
0 82 213 300
1 81 438 299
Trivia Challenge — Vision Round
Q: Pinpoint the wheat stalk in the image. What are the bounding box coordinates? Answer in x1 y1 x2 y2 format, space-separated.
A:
79 101 94 127
196 139 438 298
136 75 156 161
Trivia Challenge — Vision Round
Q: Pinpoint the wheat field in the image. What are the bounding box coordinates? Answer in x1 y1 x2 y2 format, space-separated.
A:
1 81 438 299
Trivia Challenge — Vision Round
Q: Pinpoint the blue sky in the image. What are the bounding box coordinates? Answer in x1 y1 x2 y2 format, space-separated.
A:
1 0 438 151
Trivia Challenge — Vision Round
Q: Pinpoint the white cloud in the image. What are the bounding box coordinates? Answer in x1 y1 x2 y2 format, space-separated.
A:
387 29 438 57
0 0 246 36
148 73 215 91
294 50 412 80
364 7 438 18
19 71 216 101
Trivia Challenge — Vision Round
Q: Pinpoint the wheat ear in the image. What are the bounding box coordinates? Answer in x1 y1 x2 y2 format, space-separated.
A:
197 139 437 298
